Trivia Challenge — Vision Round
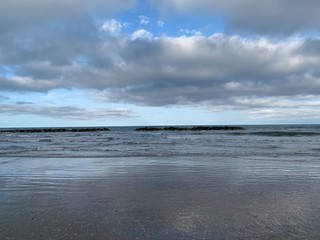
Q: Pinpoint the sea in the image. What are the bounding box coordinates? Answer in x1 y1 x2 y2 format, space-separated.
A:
1 125 320 239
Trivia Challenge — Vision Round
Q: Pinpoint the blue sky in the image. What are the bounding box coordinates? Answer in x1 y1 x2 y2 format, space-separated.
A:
1 0 320 127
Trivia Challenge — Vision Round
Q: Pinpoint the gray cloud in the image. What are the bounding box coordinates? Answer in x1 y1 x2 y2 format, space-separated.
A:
239 96 320 122
301 39 320 56
102 35 320 106
1 2 320 124
0 0 136 32
202 95 320 122
0 104 135 120
0 76 64 92
1 27 320 108
16 101 33 105
150 0 320 35
0 95 9 100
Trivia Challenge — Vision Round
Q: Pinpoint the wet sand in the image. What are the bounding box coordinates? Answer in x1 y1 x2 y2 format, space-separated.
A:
1 156 320 239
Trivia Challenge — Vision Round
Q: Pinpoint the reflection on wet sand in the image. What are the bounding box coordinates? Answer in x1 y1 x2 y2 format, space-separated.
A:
1 156 320 239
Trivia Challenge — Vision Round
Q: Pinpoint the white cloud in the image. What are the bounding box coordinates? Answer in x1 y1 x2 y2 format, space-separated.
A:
224 81 242 90
131 29 153 40
180 29 202 36
139 15 151 25
101 19 130 35
157 20 165 27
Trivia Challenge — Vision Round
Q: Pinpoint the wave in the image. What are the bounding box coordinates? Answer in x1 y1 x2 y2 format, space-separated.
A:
249 131 320 137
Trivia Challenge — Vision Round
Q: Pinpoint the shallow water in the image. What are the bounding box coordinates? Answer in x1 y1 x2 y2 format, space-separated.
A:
1 125 320 239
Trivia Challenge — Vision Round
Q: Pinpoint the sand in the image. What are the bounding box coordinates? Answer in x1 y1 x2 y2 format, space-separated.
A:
1 156 320 239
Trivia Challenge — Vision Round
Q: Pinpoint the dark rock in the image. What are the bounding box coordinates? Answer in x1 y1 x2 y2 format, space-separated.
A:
190 126 245 131
0 127 110 133
135 126 245 132
135 127 162 131
163 127 189 131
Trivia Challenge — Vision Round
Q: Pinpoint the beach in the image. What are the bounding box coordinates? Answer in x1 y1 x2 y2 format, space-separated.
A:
1 125 320 239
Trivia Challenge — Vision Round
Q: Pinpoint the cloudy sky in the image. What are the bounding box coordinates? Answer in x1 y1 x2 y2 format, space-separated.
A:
1 0 320 127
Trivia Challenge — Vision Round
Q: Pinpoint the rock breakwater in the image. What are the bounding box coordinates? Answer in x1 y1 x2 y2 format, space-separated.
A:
0 127 110 133
135 126 245 131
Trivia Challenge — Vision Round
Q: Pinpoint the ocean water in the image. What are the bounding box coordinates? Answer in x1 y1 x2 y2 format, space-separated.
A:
1 125 320 239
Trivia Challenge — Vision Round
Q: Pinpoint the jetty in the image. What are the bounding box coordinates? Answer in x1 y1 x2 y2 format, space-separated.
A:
0 127 110 133
135 126 245 131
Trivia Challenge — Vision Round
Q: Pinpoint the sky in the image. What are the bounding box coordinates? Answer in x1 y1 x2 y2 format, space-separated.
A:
1 0 320 127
